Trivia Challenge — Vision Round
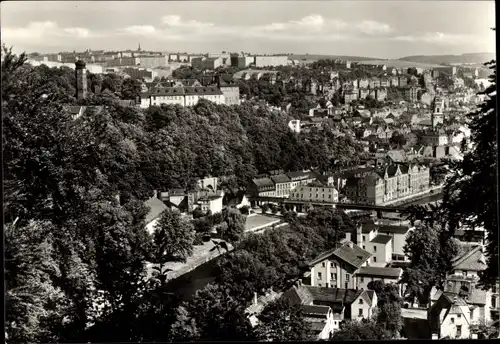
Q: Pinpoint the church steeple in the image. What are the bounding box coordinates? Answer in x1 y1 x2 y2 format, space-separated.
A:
137 42 141 52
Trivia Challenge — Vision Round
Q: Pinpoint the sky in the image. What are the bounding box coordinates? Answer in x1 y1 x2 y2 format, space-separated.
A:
1 0 496 59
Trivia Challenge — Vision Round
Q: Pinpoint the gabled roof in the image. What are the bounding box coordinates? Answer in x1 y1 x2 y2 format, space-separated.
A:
452 244 485 272
144 197 168 224
315 242 371 269
301 304 331 317
378 224 412 235
357 266 403 278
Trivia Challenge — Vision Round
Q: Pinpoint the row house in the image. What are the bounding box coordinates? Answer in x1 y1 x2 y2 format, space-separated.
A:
359 88 370 99
403 86 420 103
380 78 390 88
248 177 276 197
358 78 369 89
389 76 399 87
344 90 359 104
368 78 381 89
344 164 430 205
375 88 387 101
398 76 408 87
248 171 318 198
139 86 225 108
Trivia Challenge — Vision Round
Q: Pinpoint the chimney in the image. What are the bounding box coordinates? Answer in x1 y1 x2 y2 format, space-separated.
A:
253 292 258 306
75 60 88 101
356 224 363 247
153 190 158 199
94 84 101 96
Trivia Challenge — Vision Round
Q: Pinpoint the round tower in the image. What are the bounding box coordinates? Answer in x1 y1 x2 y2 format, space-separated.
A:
75 60 88 102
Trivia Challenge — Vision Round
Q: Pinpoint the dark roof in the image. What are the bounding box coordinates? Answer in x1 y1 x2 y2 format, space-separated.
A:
270 174 291 184
357 266 402 278
252 177 275 188
317 243 372 269
295 285 364 306
286 171 314 180
144 197 168 224
142 85 223 97
370 234 393 245
378 225 412 234
301 304 330 316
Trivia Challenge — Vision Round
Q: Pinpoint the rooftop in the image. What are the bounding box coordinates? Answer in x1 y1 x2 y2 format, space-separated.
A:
370 234 393 245
357 266 403 278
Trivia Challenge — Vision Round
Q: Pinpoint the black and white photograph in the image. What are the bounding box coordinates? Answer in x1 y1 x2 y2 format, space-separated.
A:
2 0 498 342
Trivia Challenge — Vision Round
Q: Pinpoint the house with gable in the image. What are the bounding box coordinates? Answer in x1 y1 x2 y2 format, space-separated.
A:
144 194 168 234
306 241 372 289
429 293 472 339
281 281 377 337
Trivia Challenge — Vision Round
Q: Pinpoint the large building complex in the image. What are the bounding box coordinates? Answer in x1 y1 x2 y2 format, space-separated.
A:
140 86 225 108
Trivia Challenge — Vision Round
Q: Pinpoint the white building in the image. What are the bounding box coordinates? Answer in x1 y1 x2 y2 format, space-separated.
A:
140 86 225 108
289 184 339 203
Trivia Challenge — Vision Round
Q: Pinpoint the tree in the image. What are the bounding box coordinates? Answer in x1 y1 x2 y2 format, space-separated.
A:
186 283 255 341
402 223 459 305
151 209 195 280
254 298 314 341
330 319 392 340
439 57 498 289
218 207 246 242
368 281 403 338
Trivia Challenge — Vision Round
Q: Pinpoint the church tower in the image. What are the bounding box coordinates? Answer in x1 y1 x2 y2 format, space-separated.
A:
431 96 444 129
75 60 88 102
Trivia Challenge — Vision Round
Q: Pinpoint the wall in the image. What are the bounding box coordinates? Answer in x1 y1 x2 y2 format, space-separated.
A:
440 311 470 339
254 55 288 67
275 182 291 198
220 86 240 105
289 186 339 203
350 294 376 320
365 241 391 267
145 218 159 235
310 257 361 289
139 56 169 68
357 275 399 291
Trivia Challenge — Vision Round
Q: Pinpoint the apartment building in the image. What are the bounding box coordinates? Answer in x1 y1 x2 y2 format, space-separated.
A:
286 171 317 190
122 67 157 81
140 86 225 108
270 174 292 198
344 164 430 205
137 55 169 68
289 183 339 203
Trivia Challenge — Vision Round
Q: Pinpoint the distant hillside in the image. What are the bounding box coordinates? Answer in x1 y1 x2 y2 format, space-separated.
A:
399 53 495 66
289 54 383 62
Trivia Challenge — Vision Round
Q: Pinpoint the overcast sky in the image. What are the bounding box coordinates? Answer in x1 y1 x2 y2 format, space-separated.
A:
1 1 495 58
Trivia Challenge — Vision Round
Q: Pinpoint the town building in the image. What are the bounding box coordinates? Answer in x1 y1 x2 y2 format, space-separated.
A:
344 90 358 104
375 88 387 101
286 171 317 191
137 55 169 68
248 177 276 197
344 164 430 205
289 182 339 203
429 293 472 339
402 86 420 103
398 76 408 87
254 55 288 67
122 67 157 82
139 86 225 108
355 266 403 293
359 88 370 99
307 241 372 289
270 174 292 198
390 76 399 87
282 281 377 325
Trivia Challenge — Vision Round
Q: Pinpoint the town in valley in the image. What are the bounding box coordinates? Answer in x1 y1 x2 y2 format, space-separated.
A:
3 1 498 342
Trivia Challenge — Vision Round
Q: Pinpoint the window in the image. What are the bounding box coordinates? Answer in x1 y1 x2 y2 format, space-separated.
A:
373 257 377 262
359 298 364 305
451 317 454 324
457 314 461 318
362 236 366 242
330 273 334 280
374 246 377 253
330 262 334 268
360 276 364 282
318 272 322 280
318 283 322 287
359 308 363 316
363 245 366 250
346 274 350 281
322 262 326 267
456 325 462 337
